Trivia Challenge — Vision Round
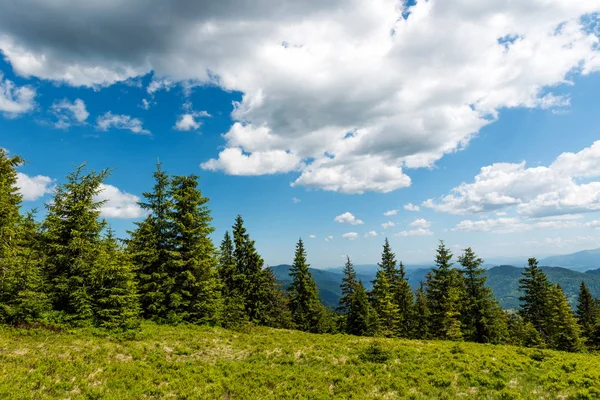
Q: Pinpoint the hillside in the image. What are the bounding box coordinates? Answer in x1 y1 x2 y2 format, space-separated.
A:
273 264 600 310
539 248 600 270
1 323 599 399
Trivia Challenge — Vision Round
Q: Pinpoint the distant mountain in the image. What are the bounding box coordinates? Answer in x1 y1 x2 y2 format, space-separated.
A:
270 264 600 311
539 248 600 271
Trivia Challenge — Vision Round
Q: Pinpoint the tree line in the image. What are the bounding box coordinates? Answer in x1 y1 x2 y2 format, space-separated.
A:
1 150 599 353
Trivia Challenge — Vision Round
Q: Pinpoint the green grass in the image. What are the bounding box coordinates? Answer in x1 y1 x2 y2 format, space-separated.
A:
1 324 599 399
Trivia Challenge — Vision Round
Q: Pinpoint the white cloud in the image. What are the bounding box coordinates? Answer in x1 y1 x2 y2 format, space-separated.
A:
174 110 211 131
292 197 301 203
342 232 358 240
96 112 150 135
364 230 377 238
334 212 364 225
1 1 598 192
325 235 333 242
383 209 398 216
147 78 174 95
409 218 431 228
309 234 316 239
394 228 433 237
454 215 583 234
96 184 145 219
16 172 54 201
381 221 395 229
404 203 420 212
50 98 89 128
140 98 154 110
0 72 35 116
425 140 600 217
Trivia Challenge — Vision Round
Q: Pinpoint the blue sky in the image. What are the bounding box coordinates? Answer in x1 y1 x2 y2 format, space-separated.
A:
1 1 600 267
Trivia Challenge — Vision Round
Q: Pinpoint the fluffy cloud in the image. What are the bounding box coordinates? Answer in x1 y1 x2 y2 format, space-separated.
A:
409 218 431 228
425 140 600 217
334 212 364 225
96 184 145 219
96 112 150 135
342 232 358 240
404 203 420 212
50 98 89 129
174 110 211 131
454 215 583 233
364 231 377 238
381 221 395 229
16 172 54 200
1 1 598 192
309 234 316 239
325 235 333 242
147 78 173 95
383 209 398 216
0 72 35 116
394 228 433 237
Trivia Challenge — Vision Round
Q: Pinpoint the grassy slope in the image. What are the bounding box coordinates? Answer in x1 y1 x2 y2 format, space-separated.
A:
1 324 600 399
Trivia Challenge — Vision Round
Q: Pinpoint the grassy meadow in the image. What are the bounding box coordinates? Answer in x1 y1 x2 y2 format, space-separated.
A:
1 323 599 399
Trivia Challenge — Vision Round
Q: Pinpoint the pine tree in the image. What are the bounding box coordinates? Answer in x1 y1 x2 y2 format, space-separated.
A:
127 162 173 321
519 258 552 342
546 284 584 352
218 231 236 295
412 282 430 339
347 280 378 336
218 230 247 329
458 247 507 344
288 238 326 333
94 229 140 330
576 281 599 344
0 149 49 324
259 267 294 329
168 175 221 324
339 256 357 315
371 267 398 337
425 240 464 340
43 165 109 325
395 261 414 338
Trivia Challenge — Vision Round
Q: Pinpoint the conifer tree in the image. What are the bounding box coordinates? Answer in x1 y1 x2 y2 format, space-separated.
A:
576 281 599 344
339 256 357 315
412 282 430 339
458 247 507 344
371 267 398 337
218 231 236 295
168 175 221 324
0 149 50 324
288 238 325 333
347 280 378 336
519 258 552 342
546 284 584 352
425 241 464 340
260 267 294 329
395 262 414 338
218 230 247 328
127 162 173 321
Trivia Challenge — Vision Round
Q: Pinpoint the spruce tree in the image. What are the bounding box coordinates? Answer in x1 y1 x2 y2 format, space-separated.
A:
425 241 464 340
127 162 173 321
546 284 584 352
458 247 507 344
412 282 430 340
371 267 398 337
576 281 599 344
0 150 49 324
168 175 221 324
395 262 414 338
519 258 552 342
339 256 357 315
288 238 325 333
347 280 378 336
218 230 247 328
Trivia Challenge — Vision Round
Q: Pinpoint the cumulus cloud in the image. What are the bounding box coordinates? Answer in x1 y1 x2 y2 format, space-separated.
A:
364 230 377 238
96 184 145 219
425 140 600 217
454 215 583 233
334 212 364 225
0 72 35 116
381 221 395 229
16 172 54 200
50 98 89 129
410 218 431 228
384 209 398 216
342 232 358 240
174 110 211 131
96 112 150 135
394 228 433 237
404 203 420 212
325 235 333 242
147 78 173 95
1 1 598 192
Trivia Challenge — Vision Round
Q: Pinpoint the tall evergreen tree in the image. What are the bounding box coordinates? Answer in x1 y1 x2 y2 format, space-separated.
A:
0 150 49 324
546 284 584 352
519 258 552 342
372 239 399 336
288 238 325 333
218 231 236 295
168 175 221 324
218 230 247 328
395 261 414 338
576 281 599 344
127 162 173 321
412 282 430 340
425 241 464 341
339 256 357 315
458 247 507 344
347 280 378 336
